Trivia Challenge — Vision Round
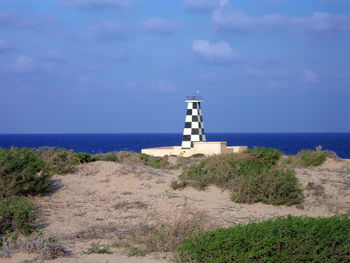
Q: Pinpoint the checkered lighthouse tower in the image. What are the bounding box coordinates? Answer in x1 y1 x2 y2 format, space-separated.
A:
181 96 206 149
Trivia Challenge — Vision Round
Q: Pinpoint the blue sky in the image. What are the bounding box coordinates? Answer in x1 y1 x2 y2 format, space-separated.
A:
0 0 349 133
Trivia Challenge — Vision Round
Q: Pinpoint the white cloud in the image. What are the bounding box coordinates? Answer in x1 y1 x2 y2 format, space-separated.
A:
60 0 132 10
182 0 218 13
212 0 350 34
141 18 180 35
7 55 37 74
302 70 318 83
297 12 350 33
192 39 241 64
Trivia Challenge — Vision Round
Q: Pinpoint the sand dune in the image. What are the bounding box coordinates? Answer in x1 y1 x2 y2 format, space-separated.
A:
3 158 350 262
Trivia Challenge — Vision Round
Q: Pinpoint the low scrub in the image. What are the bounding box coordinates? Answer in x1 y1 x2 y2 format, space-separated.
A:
282 146 327 168
177 214 350 263
0 147 52 197
296 149 327 167
246 147 282 167
37 147 96 174
98 152 118 162
230 167 302 205
0 196 36 243
177 148 302 205
0 234 66 259
126 211 211 256
97 152 170 169
139 153 170 169
82 242 112 255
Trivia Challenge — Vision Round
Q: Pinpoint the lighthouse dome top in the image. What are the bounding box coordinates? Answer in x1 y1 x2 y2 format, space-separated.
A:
185 95 203 102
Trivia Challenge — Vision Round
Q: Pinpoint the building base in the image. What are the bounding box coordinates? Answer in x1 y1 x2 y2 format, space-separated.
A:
141 141 247 157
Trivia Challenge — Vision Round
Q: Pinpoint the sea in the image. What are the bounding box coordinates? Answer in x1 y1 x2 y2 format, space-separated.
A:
0 133 349 158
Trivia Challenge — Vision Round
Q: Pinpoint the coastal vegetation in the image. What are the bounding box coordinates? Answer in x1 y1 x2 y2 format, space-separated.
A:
172 147 303 205
0 145 340 262
176 214 350 263
125 211 211 257
282 146 328 168
82 243 112 255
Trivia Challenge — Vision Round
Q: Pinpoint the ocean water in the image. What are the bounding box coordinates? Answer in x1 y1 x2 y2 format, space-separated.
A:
0 133 349 158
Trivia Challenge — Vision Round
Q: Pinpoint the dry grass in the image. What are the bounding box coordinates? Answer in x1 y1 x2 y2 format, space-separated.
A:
125 210 214 256
72 223 134 240
0 234 66 260
113 201 148 211
305 182 326 198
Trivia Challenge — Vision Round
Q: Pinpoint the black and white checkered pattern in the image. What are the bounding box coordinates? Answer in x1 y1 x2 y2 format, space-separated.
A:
181 100 206 149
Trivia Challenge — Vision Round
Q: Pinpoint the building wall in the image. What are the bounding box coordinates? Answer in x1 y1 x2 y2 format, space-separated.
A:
141 142 247 157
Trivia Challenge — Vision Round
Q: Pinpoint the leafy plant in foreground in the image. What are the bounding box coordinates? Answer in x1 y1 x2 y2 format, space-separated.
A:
177 214 350 263
0 147 52 197
0 196 36 241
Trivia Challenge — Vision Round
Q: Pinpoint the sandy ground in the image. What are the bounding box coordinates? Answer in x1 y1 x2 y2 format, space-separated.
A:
2 158 350 263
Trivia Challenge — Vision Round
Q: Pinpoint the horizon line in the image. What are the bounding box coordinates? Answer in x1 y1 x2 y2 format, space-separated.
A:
1 132 350 135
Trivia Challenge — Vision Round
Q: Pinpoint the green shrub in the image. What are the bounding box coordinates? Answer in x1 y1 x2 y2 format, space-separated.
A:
0 147 52 197
117 151 140 163
246 147 282 167
140 154 170 169
191 153 205 158
76 152 98 163
0 196 36 240
297 149 327 167
98 152 117 162
36 147 81 174
171 180 187 190
82 243 112 254
178 149 302 205
177 214 350 263
231 168 303 205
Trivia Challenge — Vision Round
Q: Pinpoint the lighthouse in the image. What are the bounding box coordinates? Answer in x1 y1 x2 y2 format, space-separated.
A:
141 94 247 157
181 96 206 149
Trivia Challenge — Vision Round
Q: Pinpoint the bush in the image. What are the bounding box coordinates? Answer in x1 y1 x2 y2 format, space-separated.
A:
178 149 302 205
98 152 117 162
177 214 350 263
97 152 170 169
296 149 327 167
246 147 282 167
231 168 303 205
140 154 170 169
0 196 36 240
0 147 52 197
76 152 98 163
281 146 328 168
36 147 81 174
82 242 112 255
191 153 205 158
171 180 187 190
0 234 66 259
126 211 211 256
